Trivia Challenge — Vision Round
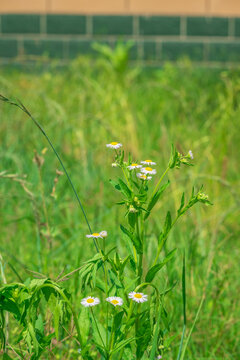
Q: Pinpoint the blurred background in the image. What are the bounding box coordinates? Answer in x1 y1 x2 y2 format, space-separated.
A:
1 0 240 64
0 1 240 359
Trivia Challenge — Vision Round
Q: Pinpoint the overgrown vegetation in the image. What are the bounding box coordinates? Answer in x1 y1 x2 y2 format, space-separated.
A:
0 50 239 359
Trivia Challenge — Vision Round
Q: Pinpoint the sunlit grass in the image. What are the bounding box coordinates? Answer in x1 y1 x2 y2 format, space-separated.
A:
0 56 239 358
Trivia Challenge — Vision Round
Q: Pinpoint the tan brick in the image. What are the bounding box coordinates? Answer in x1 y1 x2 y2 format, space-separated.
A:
128 0 207 15
210 0 240 16
0 0 48 13
50 0 127 14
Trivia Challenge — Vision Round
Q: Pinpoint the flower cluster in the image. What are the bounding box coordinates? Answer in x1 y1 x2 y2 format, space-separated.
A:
106 141 158 181
81 292 148 307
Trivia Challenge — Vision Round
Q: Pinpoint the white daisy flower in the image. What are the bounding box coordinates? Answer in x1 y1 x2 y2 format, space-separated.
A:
106 296 123 307
106 142 122 149
141 167 157 175
81 296 100 307
128 291 148 303
141 159 156 166
86 231 106 239
157 356 162 359
137 173 152 181
188 150 194 159
127 163 142 170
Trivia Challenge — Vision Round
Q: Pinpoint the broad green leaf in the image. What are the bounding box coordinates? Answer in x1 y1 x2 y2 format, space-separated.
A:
92 319 106 349
144 181 170 220
136 310 151 358
120 225 142 254
35 314 44 336
128 212 136 228
118 178 132 199
79 307 90 345
54 302 61 340
113 311 124 332
109 179 121 191
145 249 177 282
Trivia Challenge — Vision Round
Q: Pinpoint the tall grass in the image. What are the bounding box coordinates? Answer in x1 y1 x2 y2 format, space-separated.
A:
0 54 239 359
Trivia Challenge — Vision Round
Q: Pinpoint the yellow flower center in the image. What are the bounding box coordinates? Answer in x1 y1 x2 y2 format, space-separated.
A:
111 300 119 305
86 298 94 303
142 175 147 179
111 142 118 145
92 233 100 236
145 167 152 171
131 163 138 166
134 293 143 299
145 160 152 162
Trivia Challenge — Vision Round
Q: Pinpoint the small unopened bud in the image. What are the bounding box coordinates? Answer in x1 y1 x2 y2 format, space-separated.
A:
129 205 138 213
188 150 194 159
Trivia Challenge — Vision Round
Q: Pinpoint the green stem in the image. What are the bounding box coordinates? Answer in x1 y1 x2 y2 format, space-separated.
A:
152 215 179 266
118 301 134 359
122 166 132 191
90 308 106 351
136 215 142 285
148 167 170 209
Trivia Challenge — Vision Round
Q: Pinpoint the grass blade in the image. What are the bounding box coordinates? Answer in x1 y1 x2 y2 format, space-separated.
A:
177 251 186 360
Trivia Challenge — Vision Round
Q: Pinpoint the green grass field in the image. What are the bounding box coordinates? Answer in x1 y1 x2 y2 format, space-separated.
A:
0 54 239 359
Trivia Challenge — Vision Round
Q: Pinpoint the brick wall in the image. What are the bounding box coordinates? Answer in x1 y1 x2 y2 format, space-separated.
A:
1 13 240 64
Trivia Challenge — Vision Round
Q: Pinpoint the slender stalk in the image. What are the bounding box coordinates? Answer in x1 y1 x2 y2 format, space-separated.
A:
136 215 142 285
148 167 170 207
0 254 8 352
90 308 106 350
0 95 100 253
118 301 134 359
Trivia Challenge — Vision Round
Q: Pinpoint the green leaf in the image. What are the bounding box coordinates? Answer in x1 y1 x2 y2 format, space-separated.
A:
113 311 124 332
110 337 136 355
136 310 151 358
109 179 121 191
128 212 136 228
118 178 132 199
149 303 162 360
54 302 61 340
145 248 177 282
178 192 185 215
79 307 90 345
164 211 172 234
120 225 142 254
168 144 178 168
35 314 44 336
144 181 170 220
28 322 39 355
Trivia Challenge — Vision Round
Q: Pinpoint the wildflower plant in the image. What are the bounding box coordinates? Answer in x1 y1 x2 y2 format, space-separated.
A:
0 95 212 360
